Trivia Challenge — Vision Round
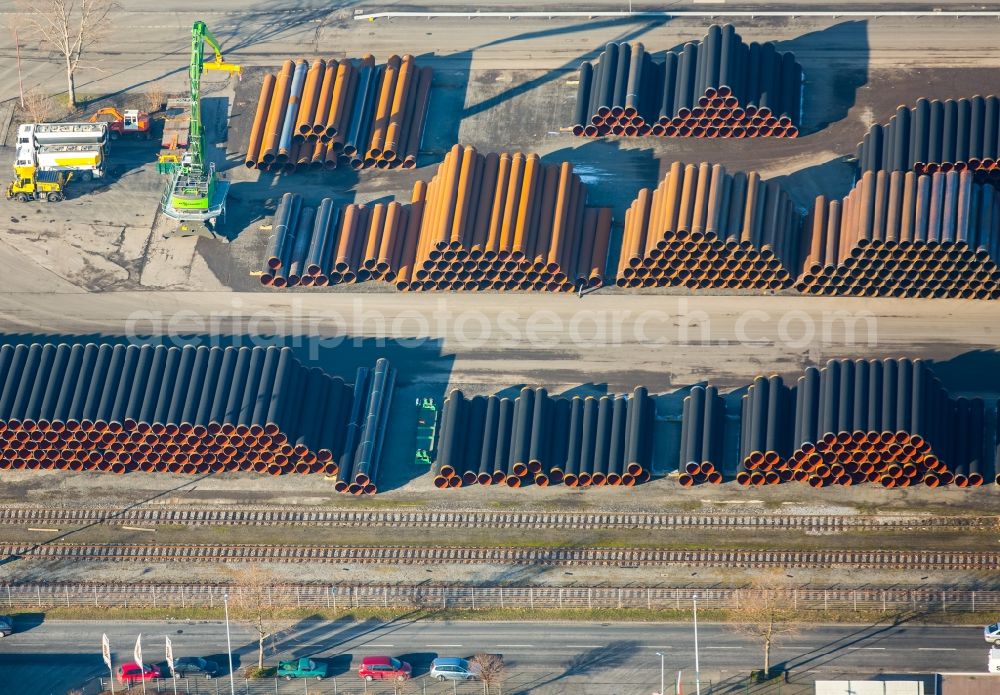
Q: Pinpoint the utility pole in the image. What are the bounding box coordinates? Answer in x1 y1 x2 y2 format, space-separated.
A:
13 26 24 109
224 592 236 695
693 595 701 695
656 652 665 695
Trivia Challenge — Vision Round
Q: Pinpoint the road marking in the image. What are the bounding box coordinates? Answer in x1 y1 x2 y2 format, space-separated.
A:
848 647 886 650
641 646 673 649
426 644 463 647
567 645 605 648
705 646 742 650
27 527 59 532
364 643 395 647
496 644 532 647
121 526 156 532
917 647 956 651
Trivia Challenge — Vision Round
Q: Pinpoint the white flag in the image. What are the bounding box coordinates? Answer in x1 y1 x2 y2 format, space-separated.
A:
134 634 143 669
165 635 175 671
101 633 111 669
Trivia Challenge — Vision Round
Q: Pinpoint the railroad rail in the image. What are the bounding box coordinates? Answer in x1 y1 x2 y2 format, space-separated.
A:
4 543 998 570
0 507 993 531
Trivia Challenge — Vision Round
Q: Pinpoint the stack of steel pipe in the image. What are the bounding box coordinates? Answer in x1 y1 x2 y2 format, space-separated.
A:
795 170 1000 299
678 385 725 486
394 145 613 291
261 193 412 287
736 375 795 486
0 343 385 478
571 25 803 138
434 387 653 489
617 161 804 289
856 97 1000 176
244 55 433 172
731 359 995 488
331 358 396 495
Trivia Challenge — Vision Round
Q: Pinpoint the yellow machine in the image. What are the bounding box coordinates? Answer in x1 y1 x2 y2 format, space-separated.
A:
7 164 71 202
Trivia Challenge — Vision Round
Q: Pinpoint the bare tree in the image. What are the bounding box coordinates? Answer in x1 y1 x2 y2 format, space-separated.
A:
16 0 120 109
143 83 166 114
228 566 277 670
731 572 800 676
22 88 60 122
471 653 505 695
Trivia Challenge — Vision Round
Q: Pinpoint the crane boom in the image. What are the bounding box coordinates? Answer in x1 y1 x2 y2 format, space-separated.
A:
161 20 240 237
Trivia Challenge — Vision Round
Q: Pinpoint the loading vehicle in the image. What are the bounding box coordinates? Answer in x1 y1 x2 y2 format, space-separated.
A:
16 122 107 181
6 166 71 202
89 107 151 139
160 21 240 238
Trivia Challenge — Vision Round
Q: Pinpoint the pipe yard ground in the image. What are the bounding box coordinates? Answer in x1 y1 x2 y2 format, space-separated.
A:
1 13 1000 595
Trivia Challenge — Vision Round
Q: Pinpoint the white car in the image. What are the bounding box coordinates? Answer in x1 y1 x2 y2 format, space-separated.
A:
985 622 1000 646
989 647 1000 674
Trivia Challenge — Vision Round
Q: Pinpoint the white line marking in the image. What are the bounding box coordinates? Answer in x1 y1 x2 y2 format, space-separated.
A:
426 644 463 648
364 643 395 647
496 644 532 647
917 647 956 651
848 647 886 650
27 527 59 532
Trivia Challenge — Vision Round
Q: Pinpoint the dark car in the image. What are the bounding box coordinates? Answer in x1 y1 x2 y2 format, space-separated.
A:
0 616 12 638
172 656 219 679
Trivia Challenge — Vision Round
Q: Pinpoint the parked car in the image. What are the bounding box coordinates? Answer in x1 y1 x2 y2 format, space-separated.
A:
118 662 161 684
171 655 219 679
277 657 327 680
0 616 12 638
358 655 412 681
430 657 480 681
985 622 1000 645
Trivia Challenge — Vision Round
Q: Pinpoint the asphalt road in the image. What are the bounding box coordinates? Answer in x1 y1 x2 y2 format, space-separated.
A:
0 618 990 695
2 4 1000 103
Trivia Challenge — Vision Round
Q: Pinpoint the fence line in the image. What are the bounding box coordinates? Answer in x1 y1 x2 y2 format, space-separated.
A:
4 583 998 613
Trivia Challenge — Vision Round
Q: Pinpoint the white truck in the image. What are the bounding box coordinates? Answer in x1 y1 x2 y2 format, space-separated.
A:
15 122 108 180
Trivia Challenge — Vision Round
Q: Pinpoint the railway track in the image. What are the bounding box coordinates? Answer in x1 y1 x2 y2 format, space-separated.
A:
3 542 998 570
0 507 993 532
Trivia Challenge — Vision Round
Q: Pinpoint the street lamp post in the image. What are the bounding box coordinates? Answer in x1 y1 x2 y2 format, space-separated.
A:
693 595 701 695
223 592 236 695
655 652 665 695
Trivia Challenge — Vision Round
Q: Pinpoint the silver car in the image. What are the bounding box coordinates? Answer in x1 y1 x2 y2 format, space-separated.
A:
985 622 1000 646
430 657 479 681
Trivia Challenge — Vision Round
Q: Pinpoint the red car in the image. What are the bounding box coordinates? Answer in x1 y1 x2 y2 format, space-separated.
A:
118 661 161 684
358 655 412 681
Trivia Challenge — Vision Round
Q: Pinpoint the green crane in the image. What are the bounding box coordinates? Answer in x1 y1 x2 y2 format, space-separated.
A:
160 21 240 236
